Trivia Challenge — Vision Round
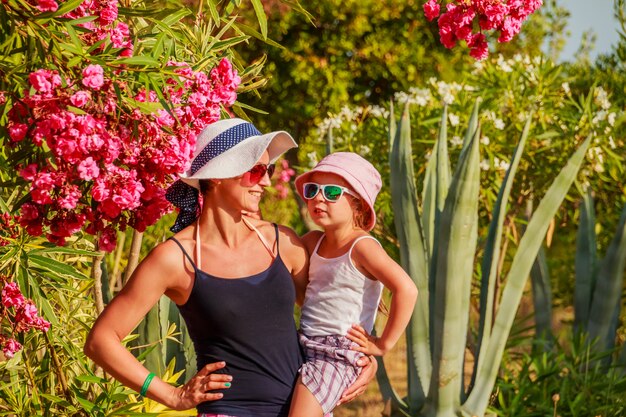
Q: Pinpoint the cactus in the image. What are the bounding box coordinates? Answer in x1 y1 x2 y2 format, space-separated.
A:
134 296 197 382
380 101 591 417
577 193 626 353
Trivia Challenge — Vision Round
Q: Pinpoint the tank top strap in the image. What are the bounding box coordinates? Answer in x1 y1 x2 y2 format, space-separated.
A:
242 216 276 259
348 235 381 257
312 233 325 255
169 237 198 272
195 220 201 269
273 223 280 256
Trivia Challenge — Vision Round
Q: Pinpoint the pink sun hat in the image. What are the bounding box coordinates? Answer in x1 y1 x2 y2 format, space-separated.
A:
295 152 382 231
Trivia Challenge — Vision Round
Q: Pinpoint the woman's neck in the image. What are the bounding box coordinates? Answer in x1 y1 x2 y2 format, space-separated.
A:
197 203 250 248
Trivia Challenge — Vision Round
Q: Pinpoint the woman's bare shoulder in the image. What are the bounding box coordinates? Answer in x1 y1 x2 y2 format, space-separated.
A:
137 236 195 281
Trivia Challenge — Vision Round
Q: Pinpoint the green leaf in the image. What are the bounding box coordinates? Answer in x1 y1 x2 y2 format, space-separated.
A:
28 254 89 280
63 15 98 26
573 189 597 332
250 0 268 39
232 101 269 114
464 135 592 417
67 105 87 115
63 21 83 52
74 395 96 412
233 21 283 49
0 194 10 212
75 374 108 384
587 202 626 351
389 103 429 408
151 32 167 59
38 394 72 407
57 42 83 55
112 56 161 67
50 0 84 17
473 116 531 390
206 0 221 24
210 36 249 52
432 120 480 412
31 246 98 257
161 9 192 27
117 7 162 17
530 245 553 342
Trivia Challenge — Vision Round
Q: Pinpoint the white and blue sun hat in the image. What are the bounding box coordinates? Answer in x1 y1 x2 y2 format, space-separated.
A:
166 118 297 232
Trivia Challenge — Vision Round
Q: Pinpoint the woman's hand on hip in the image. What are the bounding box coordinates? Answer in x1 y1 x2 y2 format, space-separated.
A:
336 354 377 406
169 361 232 410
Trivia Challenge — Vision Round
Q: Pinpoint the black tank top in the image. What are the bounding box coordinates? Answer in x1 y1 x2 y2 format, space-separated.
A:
171 225 303 417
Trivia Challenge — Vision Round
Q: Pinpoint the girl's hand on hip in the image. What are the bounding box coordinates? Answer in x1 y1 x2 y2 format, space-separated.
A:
346 324 386 356
170 361 232 410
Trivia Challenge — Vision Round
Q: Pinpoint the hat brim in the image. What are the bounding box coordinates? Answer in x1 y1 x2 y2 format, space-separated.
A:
180 131 296 189
295 166 377 231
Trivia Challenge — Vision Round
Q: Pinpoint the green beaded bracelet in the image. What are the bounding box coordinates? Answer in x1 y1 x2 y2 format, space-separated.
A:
140 372 155 397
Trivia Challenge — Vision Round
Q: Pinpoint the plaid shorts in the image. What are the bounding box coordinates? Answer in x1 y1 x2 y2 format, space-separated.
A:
298 333 364 415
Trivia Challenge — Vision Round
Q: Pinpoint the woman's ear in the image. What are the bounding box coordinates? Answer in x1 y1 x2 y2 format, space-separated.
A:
200 179 220 194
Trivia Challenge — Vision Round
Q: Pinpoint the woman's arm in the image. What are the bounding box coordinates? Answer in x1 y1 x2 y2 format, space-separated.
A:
337 355 378 406
347 238 418 356
84 240 231 410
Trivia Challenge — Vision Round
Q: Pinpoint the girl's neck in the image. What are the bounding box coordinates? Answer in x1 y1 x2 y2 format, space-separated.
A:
322 224 365 249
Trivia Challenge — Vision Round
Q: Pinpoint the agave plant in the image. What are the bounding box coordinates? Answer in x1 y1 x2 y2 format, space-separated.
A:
377 101 592 417
574 191 626 356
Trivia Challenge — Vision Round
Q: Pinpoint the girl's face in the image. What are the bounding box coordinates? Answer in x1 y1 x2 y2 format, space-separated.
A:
305 171 359 231
217 151 272 214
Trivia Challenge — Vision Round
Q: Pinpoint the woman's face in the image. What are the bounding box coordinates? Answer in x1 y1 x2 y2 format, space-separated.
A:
217 150 272 214
305 171 358 230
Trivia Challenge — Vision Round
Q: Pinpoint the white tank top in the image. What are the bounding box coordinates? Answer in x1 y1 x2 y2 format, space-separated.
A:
300 234 384 336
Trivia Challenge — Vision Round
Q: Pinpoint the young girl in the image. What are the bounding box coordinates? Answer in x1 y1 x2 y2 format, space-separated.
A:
289 152 418 417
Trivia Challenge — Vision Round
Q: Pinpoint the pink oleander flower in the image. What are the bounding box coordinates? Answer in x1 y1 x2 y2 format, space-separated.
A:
70 91 91 107
17 301 39 323
36 316 51 332
58 185 81 209
274 183 289 199
77 157 100 180
29 69 62 93
98 226 117 252
278 159 296 182
424 0 542 59
110 22 130 49
498 16 523 43
14 300 51 332
2 338 22 358
36 0 58 12
82 64 104 90
8 55 240 251
19 203 40 221
8 123 28 142
424 0 440 21
19 164 38 181
2 282 25 308
469 32 489 60
99 2 118 26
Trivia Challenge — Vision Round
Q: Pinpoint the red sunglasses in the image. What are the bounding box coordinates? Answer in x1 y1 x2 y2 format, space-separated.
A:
244 163 276 184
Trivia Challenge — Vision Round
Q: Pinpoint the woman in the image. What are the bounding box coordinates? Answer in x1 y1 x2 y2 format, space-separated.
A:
84 118 376 417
